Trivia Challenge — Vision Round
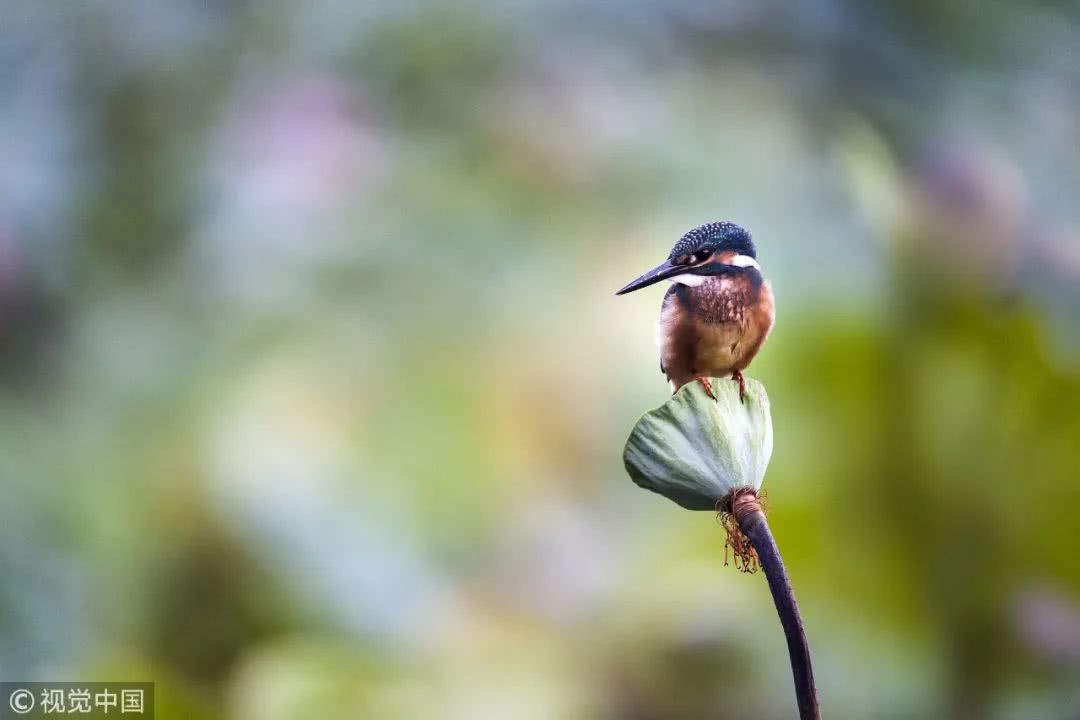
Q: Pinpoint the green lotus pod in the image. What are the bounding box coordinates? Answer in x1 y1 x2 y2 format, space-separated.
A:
623 377 773 510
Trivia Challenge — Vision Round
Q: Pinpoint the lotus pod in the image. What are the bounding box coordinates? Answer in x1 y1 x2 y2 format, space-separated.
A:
623 377 773 510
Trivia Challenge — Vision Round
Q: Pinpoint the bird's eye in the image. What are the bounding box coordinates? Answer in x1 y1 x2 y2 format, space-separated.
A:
675 251 710 266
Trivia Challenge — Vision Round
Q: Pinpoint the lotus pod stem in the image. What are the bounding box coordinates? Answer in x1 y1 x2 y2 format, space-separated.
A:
732 489 820 720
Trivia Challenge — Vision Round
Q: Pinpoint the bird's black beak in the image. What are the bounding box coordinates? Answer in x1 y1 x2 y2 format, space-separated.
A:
615 259 686 295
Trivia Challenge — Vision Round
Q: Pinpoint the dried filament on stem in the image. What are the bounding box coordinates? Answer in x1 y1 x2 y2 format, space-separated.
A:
716 487 766 573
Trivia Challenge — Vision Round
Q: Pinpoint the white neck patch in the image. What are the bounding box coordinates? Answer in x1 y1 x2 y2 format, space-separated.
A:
669 273 706 287
730 254 760 270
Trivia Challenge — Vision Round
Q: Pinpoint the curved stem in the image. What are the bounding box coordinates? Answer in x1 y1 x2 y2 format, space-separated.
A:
738 508 821 720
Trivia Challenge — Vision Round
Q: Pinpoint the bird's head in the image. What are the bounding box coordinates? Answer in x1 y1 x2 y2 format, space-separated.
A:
616 221 759 295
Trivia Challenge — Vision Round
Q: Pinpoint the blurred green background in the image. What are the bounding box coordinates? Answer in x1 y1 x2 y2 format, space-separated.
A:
2 2 1080 718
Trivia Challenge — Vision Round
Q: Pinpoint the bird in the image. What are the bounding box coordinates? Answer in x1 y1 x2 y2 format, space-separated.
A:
616 221 774 401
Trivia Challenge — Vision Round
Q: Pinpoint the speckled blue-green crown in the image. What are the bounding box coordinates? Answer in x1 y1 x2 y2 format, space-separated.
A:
668 221 756 260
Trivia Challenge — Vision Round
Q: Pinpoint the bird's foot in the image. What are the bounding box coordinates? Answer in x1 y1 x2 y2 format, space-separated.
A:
694 376 717 400
732 370 746 403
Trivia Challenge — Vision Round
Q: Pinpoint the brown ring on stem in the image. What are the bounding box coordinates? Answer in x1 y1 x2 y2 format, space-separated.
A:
721 487 821 720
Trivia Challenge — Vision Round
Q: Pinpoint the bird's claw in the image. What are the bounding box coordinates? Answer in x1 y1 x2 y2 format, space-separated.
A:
695 376 717 400
732 370 746 403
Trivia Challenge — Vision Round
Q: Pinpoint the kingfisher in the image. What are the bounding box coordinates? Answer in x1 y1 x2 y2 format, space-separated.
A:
616 221 774 401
